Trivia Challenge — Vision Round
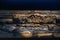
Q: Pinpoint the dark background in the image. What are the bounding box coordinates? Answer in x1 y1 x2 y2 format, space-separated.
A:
0 0 60 10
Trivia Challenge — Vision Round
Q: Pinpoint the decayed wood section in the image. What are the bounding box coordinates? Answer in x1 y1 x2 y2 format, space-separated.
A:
0 10 60 37
18 24 56 27
14 14 56 23
27 15 56 23
0 10 59 23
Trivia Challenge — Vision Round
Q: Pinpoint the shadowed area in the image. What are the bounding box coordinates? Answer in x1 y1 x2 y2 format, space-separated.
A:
0 0 60 9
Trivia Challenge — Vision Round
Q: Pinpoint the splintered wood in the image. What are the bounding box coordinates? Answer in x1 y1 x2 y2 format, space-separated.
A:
0 10 60 38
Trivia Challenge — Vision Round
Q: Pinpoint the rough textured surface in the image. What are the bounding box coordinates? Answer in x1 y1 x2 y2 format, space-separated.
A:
0 10 60 38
